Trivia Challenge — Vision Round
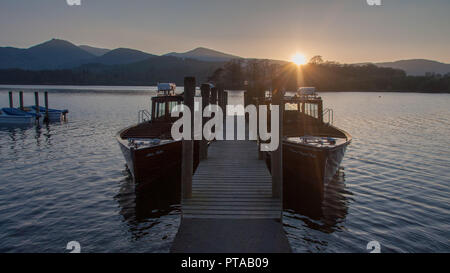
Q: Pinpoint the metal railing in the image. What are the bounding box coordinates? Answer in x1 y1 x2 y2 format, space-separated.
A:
138 109 152 123
323 108 334 125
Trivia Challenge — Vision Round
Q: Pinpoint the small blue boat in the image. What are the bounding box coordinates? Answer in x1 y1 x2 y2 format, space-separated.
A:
0 108 37 125
21 106 69 121
31 106 69 115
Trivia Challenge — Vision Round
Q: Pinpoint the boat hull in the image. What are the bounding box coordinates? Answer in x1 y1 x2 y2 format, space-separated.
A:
43 111 63 121
266 139 350 203
0 115 35 125
23 107 62 121
118 135 200 192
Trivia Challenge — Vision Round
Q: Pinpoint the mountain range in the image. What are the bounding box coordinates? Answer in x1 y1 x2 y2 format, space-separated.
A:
1 39 449 76
374 59 450 76
78 45 111 56
0 39 239 71
165 47 241 62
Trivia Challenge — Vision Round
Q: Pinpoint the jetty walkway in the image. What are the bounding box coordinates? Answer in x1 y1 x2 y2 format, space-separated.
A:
170 140 291 253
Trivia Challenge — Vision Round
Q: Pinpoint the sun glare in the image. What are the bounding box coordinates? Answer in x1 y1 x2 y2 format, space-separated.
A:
291 53 307 65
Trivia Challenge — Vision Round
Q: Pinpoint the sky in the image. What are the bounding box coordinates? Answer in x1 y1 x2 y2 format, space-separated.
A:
1 0 450 63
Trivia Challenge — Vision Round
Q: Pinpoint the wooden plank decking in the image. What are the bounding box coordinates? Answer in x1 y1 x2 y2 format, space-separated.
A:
171 139 291 253
182 140 281 219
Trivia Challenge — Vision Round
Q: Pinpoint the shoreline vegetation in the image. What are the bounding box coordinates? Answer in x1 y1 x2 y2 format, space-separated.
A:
0 56 449 94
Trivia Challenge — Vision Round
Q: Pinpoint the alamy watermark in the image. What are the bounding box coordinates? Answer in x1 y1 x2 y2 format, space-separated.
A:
367 241 381 253
170 98 280 151
66 241 81 253
366 0 382 6
66 0 81 6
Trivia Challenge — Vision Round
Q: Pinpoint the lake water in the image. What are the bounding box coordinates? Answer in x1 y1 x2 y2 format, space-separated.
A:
0 86 448 253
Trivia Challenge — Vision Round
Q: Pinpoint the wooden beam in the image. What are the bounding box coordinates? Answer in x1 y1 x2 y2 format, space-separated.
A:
8 92 13 108
34 92 40 118
200 83 211 160
44 92 49 122
19 92 24 110
182 77 196 199
210 87 218 105
271 85 283 201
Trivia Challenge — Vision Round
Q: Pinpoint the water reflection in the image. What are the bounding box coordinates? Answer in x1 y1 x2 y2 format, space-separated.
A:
0 119 65 147
284 169 351 234
114 168 181 240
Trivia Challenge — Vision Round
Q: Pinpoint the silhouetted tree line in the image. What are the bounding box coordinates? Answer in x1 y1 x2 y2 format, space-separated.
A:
208 57 450 96
0 57 223 86
0 56 449 93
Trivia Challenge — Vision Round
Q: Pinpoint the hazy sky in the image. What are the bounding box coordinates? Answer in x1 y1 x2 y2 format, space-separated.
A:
1 0 450 63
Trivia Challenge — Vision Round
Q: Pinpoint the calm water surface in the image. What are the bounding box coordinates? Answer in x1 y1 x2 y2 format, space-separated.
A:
0 87 448 253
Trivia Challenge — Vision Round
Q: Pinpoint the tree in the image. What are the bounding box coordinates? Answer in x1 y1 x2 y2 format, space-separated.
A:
309 55 324 65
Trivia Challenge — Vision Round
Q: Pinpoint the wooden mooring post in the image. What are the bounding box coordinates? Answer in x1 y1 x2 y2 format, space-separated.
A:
256 98 263 160
199 83 210 160
210 86 218 105
218 85 226 112
44 91 49 122
271 88 284 200
8 92 13 108
182 77 196 199
19 92 24 110
34 92 40 119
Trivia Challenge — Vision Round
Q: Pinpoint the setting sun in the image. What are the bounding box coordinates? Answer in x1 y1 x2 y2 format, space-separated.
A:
291 53 308 65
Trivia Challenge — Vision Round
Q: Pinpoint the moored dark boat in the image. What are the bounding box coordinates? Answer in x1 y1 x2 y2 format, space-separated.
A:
262 87 352 203
117 84 199 192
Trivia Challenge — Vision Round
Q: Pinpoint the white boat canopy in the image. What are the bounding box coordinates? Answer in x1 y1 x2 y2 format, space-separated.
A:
298 87 316 96
157 83 176 92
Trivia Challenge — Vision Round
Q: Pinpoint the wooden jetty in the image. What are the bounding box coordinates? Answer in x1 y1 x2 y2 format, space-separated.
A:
182 140 281 220
170 77 291 253
2 91 68 123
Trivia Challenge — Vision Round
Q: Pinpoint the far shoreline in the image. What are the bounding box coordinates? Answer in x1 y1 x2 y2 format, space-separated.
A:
0 84 448 94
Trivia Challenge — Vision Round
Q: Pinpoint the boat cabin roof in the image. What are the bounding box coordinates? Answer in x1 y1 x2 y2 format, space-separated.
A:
257 94 323 104
157 83 176 91
151 94 183 103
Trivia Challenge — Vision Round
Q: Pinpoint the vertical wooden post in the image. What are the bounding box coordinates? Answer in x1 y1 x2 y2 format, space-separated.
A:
217 85 225 140
151 99 156 121
200 83 210 160
217 87 221 109
34 92 40 118
210 87 219 141
164 100 170 120
19 92 24 110
256 98 263 160
210 87 217 105
218 86 224 111
318 99 323 123
8 92 13 108
44 92 49 122
271 87 284 200
182 77 195 199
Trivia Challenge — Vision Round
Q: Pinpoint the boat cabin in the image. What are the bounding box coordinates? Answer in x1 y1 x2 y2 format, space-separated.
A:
151 94 183 122
286 87 324 122
260 87 326 123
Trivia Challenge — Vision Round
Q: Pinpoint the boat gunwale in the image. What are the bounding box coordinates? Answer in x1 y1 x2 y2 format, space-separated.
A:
116 122 181 151
283 125 352 152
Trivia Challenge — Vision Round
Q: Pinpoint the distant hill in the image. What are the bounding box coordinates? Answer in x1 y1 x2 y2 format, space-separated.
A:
0 39 95 70
165 47 241 62
79 45 111 56
362 59 450 76
0 56 225 86
89 48 156 65
76 56 225 85
0 39 159 70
